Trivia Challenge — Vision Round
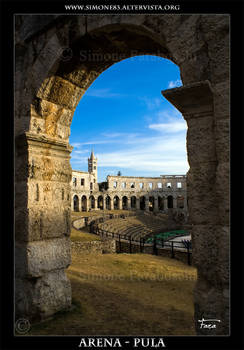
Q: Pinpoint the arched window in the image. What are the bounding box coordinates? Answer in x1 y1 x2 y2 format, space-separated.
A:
140 196 146 210
122 196 128 209
82 195 87 211
73 195 79 212
167 195 173 209
131 196 136 208
113 196 120 210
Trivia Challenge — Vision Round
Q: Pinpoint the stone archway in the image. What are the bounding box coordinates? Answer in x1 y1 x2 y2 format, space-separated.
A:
81 195 87 212
131 196 137 209
15 15 229 334
149 196 154 212
177 195 184 209
97 195 103 210
167 195 173 209
158 196 164 211
113 196 120 210
140 196 146 210
122 196 128 210
105 196 111 210
89 195 95 210
73 195 79 212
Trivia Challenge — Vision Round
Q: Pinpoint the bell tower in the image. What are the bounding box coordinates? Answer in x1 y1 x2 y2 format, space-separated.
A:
88 150 98 182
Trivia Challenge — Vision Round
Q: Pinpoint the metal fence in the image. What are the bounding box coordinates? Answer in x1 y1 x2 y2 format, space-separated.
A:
91 224 192 265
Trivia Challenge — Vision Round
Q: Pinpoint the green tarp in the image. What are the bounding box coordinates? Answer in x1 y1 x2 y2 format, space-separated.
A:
146 230 188 243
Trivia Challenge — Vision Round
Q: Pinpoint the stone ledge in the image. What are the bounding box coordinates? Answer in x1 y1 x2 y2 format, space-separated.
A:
15 237 71 278
162 80 213 116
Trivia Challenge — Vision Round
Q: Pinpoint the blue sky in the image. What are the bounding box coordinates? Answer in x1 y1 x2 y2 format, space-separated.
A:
70 55 189 182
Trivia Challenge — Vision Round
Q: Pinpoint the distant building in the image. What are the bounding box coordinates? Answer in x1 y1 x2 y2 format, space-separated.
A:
71 151 187 213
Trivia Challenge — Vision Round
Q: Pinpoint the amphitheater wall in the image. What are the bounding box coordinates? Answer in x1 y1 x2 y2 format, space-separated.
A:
71 238 116 255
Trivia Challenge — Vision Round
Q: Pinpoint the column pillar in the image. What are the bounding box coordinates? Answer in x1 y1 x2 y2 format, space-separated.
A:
127 197 131 210
94 197 98 210
154 196 158 212
145 197 150 211
79 196 82 212
136 197 140 210
71 194 74 211
164 198 168 212
110 197 114 210
184 195 187 210
118 198 122 210
162 80 229 335
87 196 91 211
15 132 72 322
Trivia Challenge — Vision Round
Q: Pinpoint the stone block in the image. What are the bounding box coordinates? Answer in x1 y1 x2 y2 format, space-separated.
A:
27 207 71 241
15 207 29 242
187 162 216 195
192 224 229 285
212 81 230 118
214 118 230 163
186 118 216 164
188 196 218 225
215 226 230 285
37 75 85 110
15 269 71 321
15 237 71 278
194 277 229 335
215 162 230 225
192 225 219 281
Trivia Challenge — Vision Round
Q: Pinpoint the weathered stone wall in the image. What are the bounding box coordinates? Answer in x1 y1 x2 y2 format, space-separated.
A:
15 14 229 334
72 170 98 192
72 217 86 230
71 238 116 255
71 169 187 212
107 174 186 191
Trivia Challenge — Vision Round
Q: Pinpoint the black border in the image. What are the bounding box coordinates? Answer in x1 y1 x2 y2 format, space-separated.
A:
1 0 244 349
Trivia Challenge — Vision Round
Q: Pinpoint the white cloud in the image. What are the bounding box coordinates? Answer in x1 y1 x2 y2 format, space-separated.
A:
70 111 189 177
73 149 89 154
86 88 124 98
94 134 189 173
71 142 82 148
149 121 187 133
167 79 182 89
139 97 162 110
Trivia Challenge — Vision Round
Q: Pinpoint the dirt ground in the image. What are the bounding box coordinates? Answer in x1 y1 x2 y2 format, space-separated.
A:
29 252 197 336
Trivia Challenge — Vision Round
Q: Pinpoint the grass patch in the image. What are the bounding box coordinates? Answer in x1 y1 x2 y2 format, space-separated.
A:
71 226 101 242
28 252 197 336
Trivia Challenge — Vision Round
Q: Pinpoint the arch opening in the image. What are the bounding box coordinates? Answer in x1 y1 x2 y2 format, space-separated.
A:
81 195 87 211
15 15 230 336
73 195 79 212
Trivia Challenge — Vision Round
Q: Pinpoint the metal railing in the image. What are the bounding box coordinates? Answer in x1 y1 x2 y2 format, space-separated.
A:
91 224 192 265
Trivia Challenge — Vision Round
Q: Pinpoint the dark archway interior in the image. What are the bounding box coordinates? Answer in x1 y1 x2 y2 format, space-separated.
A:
73 195 79 212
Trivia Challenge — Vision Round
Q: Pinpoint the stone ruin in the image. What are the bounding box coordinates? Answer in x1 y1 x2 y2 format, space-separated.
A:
15 14 229 334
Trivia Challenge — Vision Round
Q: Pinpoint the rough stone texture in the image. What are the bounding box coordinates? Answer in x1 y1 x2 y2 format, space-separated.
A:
15 14 229 334
15 237 71 278
72 217 86 230
71 238 116 255
15 269 71 322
